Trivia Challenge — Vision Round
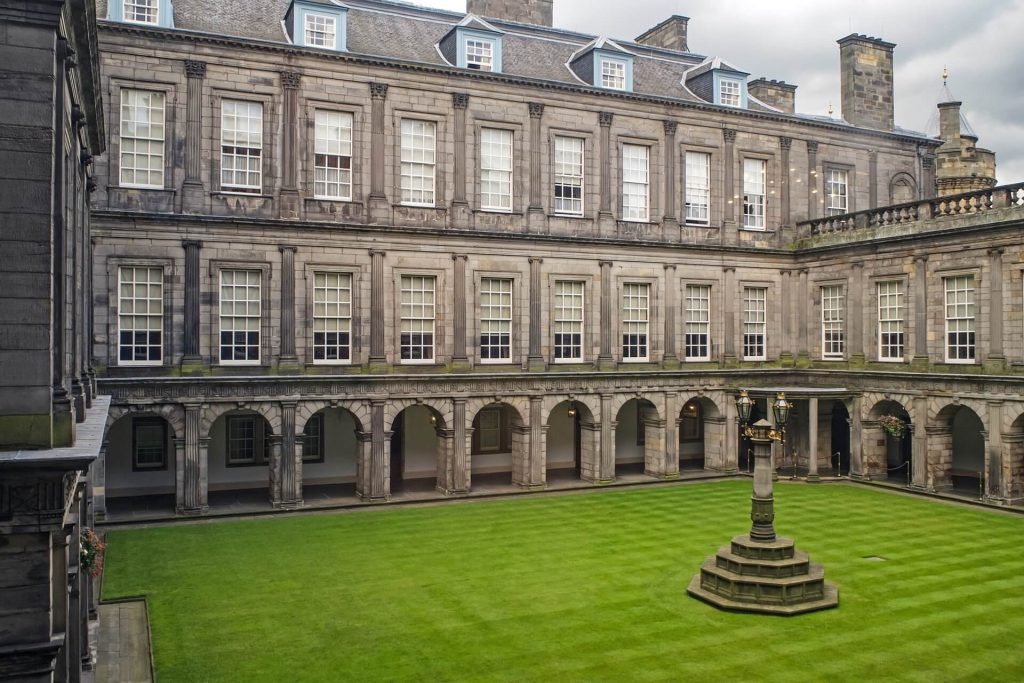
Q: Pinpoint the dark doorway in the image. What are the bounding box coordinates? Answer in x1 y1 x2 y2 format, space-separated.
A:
574 412 582 476
390 412 405 492
831 402 850 475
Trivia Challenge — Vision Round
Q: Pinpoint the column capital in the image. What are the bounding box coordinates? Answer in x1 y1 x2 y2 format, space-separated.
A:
723 266 736 274
663 119 678 135
529 256 543 264
369 249 386 257
184 59 207 78
279 399 298 409
779 136 792 150
452 92 470 109
599 260 613 268
182 239 203 249
369 82 389 99
278 244 297 254
914 254 928 264
281 71 302 89
663 263 676 272
988 247 1005 257
851 261 863 272
868 148 878 160
723 128 737 142
453 397 468 405
806 141 819 154
452 253 468 262
598 111 614 127
779 268 791 276
528 101 545 118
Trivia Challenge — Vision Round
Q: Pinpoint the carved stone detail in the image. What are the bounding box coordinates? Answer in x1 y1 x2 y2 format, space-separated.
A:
184 60 207 78
280 71 302 89
369 82 389 99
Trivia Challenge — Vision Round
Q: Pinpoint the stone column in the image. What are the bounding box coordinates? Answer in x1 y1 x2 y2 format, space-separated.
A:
451 93 470 227
985 248 1006 370
911 255 929 368
528 102 545 223
598 112 613 216
451 255 468 367
749 436 777 542
722 267 736 364
985 401 1003 501
598 393 615 482
919 149 935 199
278 246 298 367
806 141 819 219
911 396 928 489
368 82 390 222
180 403 207 514
779 269 793 365
361 399 389 501
266 434 283 506
525 396 546 488
277 401 301 507
452 398 469 493
368 250 386 368
279 71 302 218
182 60 206 212
797 269 810 363
779 136 792 228
52 530 69 682
723 396 739 474
598 260 614 369
663 120 678 232
849 395 864 480
807 397 820 481
663 264 677 365
868 149 879 208
181 240 202 370
723 128 737 239
94 442 108 522
527 257 545 370
849 263 865 364
661 392 679 478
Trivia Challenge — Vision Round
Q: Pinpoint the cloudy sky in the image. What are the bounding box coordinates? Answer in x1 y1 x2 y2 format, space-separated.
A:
418 0 1024 184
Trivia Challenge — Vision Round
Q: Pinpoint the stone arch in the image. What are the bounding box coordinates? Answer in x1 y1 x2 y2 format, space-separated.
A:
296 400 368 434
930 402 986 492
677 395 724 471
201 401 281 437
386 398 451 433
613 396 663 478
540 394 600 428
609 392 665 423
544 398 599 482
864 398 913 480
889 172 917 204
464 396 530 431
1006 411 1024 501
862 392 915 424
105 403 185 441
467 399 529 487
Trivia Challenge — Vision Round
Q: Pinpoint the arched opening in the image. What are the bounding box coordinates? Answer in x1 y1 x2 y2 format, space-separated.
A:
738 397 767 472
389 405 443 494
889 173 917 204
470 403 523 487
545 400 597 484
1007 414 1024 503
950 406 984 495
207 409 274 506
829 401 851 476
679 398 724 472
104 413 176 515
300 407 361 502
868 400 912 482
614 398 661 477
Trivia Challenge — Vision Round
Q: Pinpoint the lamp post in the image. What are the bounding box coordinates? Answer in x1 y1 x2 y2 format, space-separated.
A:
738 391 790 543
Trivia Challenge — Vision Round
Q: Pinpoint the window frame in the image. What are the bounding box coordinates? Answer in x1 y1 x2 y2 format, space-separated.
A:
398 273 438 365
131 416 168 471
117 264 165 367
212 264 269 367
553 135 585 217
600 58 628 90
742 286 767 361
399 118 438 207
479 276 514 364
304 12 337 49
119 88 167 190
474 407 505 454
824 165 851 216
621 143 650 223
311 271 354 366
741 157 767 231
478 126 514 213
943 273 977 364
225 415 265 467
718 77 743 107
876 279 905 362
123 0 159 25
684 150 712 226
312 109 354 201
219 99 264 194
684 283 712 362
552 280 585 363
292 3 347 51
620 282 651 362
302 413 325 463
820 283 846 361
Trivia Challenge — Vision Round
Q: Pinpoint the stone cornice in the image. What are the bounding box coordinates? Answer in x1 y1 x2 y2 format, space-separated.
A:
96 21 939 148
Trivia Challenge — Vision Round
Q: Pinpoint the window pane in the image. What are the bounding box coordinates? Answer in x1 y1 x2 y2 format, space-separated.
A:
221 100 263 193
826 168 849 216
480 278 512 361
553 136 584 216
120 89 165 188
601 60 626 89
480 128 513 212
821 285 845 359
305 13 336 47
118 266 163 364
400 119 436 206
124 0 158 23
554 281 583 360
622 144 649 222
313 272 352 363
465 38 493 71
685 152 710 224
685 284 711 360
621 283 649 360
944 275 975 361
742 158 766 229
220 269 261 363
877 281 904 361
400 275 435 361
742 287 766 360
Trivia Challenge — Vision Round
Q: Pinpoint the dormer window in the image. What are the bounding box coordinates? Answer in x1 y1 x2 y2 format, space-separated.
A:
287 1 347 51
719 78 742 107
304 13 337 48
125 0 158 24
465 38 494 71
600 59 627 90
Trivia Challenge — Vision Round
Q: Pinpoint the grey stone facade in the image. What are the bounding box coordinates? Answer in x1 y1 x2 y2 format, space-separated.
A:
82 0 1024 519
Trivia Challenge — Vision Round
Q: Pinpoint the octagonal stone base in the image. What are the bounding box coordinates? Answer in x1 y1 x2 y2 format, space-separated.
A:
687 535 839 615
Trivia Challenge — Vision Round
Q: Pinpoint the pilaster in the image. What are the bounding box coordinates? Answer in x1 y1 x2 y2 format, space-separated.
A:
662 119 678 233
278 246 299 370
806 141 819 220
597 260 615 369
910 255 929 369
278 71 302 218
450 92 471 227
662 264 678 366
179 404 207 514
527 257 545 371
451 255 469 369
368 82 391 223
807 397 820 481
598 111 615 235
181 240 203 372
848 263 865 365
722 266 736 365
796 269 810 365
722 128 737 241
528 102 546 231
779 136 792 237
368 250 387 370
182 59 207 213
778 269 793 365
984 248 1006 371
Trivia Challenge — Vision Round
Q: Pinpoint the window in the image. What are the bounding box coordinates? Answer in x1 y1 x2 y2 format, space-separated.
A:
400 275 435 363
621 283 650 361
600 59 627 90
622 144 649 222
877 281 904 361
680 401 703 441
685 151 710 225
480 128 513 212
826 168 849 216
400 119 436 206
477 408 502 452
821 285 845 360
219 269 261 364
553 281 584 361
554 136 584 216
742 287 767 360
464 38 493 71
480 278 512 362
302 413 324 463
313 272 352 364
944 275 975 362
221 100 263 193
132 417 166 470
226 416 261 465
685 284 711 361
742 158 766 230
304 12 336 48
719 78 742 107
124 0 158 24
120 89 165 188
314 110 353 200
118 266 163 365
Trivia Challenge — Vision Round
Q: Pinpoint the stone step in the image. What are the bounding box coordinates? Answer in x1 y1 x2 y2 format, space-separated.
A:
714 547 812 578
729 534 797 561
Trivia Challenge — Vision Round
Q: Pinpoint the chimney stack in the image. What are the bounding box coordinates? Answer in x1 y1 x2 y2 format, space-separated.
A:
466 0 553 27
747 78 797 114
838 34 895 131
937 101 963 147
635 15 689 52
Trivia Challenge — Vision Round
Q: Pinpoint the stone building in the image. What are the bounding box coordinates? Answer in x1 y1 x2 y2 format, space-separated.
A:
84 0 1024 520
0 0 108 679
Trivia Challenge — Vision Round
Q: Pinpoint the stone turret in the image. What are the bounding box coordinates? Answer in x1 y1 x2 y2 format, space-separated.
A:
932 83 997 196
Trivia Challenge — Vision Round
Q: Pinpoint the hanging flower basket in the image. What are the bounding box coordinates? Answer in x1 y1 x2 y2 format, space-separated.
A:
80 528 106 577
878 415 906 439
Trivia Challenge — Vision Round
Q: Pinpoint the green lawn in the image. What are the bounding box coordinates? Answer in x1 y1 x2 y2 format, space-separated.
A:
102 482 1024 682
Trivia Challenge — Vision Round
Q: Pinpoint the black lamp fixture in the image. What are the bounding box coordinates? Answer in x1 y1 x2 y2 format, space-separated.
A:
736 389 753 424
772 392 792 430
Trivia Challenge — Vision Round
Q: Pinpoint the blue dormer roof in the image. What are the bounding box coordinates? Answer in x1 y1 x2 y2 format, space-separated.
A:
684 57 750 108
568 37 636 92
286 0 349 52
439 15 504 73
106 0 175 28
